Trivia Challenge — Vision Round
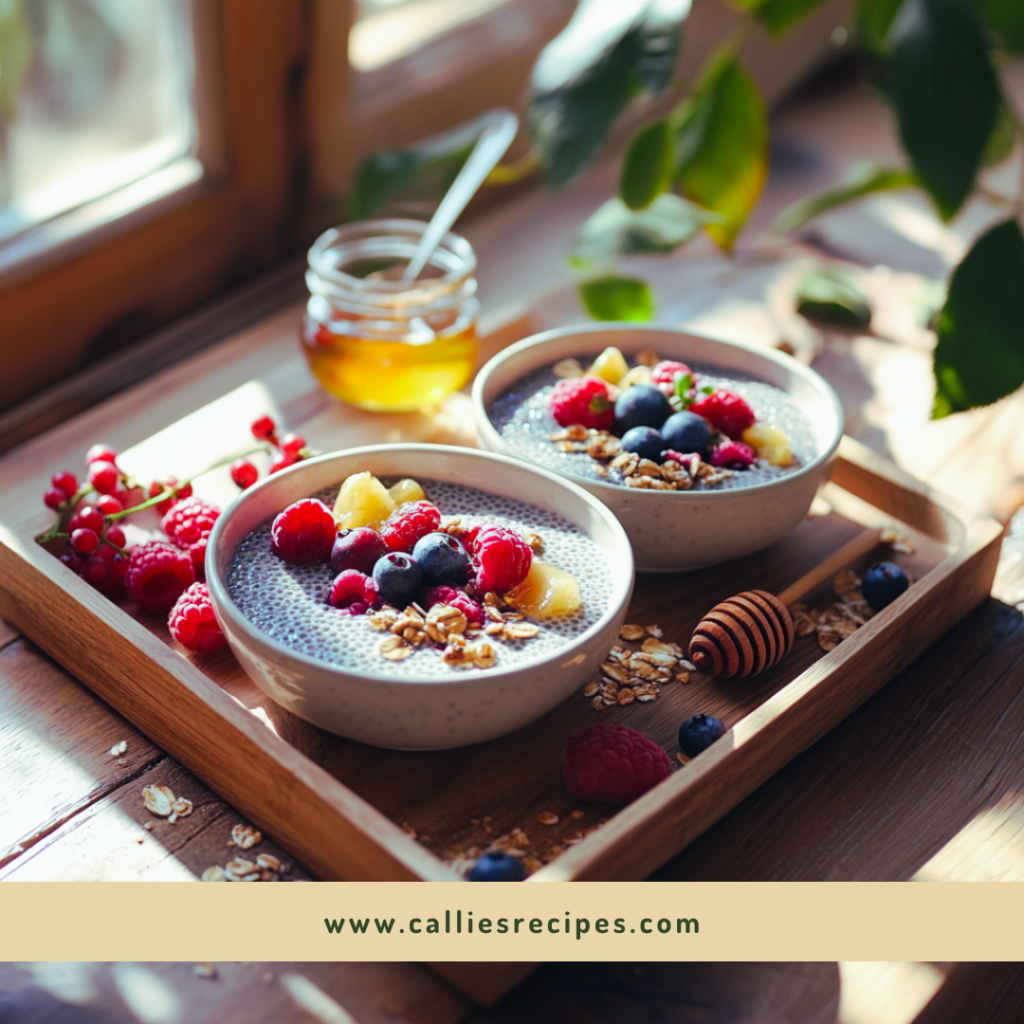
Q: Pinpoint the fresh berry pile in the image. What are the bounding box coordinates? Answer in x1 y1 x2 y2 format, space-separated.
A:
37 414 313 654
544 346 795 488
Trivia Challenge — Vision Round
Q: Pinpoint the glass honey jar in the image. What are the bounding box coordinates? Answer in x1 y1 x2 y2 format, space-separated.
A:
301 220 479 411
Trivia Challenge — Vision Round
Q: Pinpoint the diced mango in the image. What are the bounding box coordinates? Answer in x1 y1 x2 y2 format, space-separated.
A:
507 560 582 619
742 422 792 467
388 478 426 506
334 471 396 529
588 346 629 385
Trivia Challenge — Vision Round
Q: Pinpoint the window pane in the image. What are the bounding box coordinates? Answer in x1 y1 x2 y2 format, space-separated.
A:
0 0 195 245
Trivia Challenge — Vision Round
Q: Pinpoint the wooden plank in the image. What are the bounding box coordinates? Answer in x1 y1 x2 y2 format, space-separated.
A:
909 963 1024 1024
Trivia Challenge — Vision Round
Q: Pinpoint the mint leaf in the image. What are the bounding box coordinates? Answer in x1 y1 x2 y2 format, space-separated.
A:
579 276 656 321
620 118 674 210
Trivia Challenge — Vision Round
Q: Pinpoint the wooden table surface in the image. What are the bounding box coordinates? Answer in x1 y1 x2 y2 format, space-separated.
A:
2 961 1022 1024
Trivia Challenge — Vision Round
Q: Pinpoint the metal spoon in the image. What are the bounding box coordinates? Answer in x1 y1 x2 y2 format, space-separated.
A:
400 109 519 284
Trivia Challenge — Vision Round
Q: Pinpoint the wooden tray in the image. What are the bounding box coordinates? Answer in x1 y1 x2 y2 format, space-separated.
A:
0 353 1004 886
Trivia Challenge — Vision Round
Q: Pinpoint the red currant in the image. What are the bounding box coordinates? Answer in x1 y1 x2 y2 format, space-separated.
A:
268 450 296 474
88 460 120 494
74 506 105 534
81 556 109 587
280 433 306 458
86 444 118 466
71 528 100 556
52 471 78 498
105 524 127 549
44 488 66 510
230 457 258 489
149 477 192 516
60 552 82 573
95 494 123 516
251 415 278 443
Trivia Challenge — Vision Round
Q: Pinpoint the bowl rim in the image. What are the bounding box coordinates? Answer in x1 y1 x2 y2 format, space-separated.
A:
205 442 634 688
471 323 845 501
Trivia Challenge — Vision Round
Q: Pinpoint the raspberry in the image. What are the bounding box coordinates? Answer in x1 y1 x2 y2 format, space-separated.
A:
126 541 196 613
689 390 756 440
88 460 120 494
168 582 227 654
564 724 671 804
651 361 693 393
163 497 220 579
86 444 117 466
251 415 278 443
230 457 258 489
44 488 66 510
329 569 378 609
710 439 756 469
423 585 484 625
52 471 78 498
380 501 441 553
472 524 532 593
271 498 336 564
549 375 614 430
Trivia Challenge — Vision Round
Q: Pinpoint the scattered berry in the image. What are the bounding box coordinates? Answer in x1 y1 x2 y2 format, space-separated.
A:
412 532 471 587
331 527 387 576
860 561 909 612
230 458 258 490
271 498 336 565
44 487 66 510
614 384 671 434
168 582 227 654
280 433 306 458
268 450 296 475
710 440 756 469
51 471 78 498
373 551 423 607
472 524 532 593
677 714 727 758
85 444 117 466
329 569 377 609
163 497 221 580
87 460 120 495
549 375 615 430
251 415 278 443
126 541 196 613
661 411 712 458
620 425 667 462
564 724 671 804
690 390 756 440
651 361 693 394
468 851 525 881
70 528 99 557
380 501 442 553
423 586 484 625
95 494 123 516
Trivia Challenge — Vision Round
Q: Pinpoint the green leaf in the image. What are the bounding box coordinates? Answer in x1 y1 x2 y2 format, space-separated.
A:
889 0 1001 221
579 276 656 321
528 0 689 189
620 118 674 210
348 117 490 220
0 0 33 120
795 267 873 328
570 193 719 269
981 97 1020 168
970 0 1024 52
772 163 918 234
856 0 905 52
932 219 1024 417
673 51 768 251
730 0 829 34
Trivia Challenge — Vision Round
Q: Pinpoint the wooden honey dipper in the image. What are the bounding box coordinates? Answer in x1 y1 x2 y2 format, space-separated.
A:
688 527 882 678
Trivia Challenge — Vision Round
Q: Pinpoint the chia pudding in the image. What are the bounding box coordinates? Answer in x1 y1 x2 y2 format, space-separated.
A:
225 477 614 678
488 349 819 492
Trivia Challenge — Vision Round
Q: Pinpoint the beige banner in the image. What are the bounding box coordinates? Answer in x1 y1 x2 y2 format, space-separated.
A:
3 882 1021 961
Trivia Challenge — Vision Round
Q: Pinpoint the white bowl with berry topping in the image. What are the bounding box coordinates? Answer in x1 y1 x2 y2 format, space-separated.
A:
473 325 844 572
205 444 633 749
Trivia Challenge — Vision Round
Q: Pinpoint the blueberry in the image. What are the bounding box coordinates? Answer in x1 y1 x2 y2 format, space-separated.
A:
662 411 712 458
372 552 423 607
621 426 668 462
412 532 471 587
677 713 726 758
615 384 671 434
860 561 909 611
467 851 525 881
331 527 387 576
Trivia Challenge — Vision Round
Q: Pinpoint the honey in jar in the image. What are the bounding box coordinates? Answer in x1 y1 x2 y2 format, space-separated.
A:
302 220 479 411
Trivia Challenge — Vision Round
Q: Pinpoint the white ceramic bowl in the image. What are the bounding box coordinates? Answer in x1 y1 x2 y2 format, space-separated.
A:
206 444 634 750
472 325 844 573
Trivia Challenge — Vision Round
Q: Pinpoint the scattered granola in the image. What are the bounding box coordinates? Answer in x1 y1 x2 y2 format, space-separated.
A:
109 740 128 757
582 623 690 709
201 866 225 882
231 824 262 850
194 962 218 979
536 812 559 826
141 784 176 818
789 567 884 652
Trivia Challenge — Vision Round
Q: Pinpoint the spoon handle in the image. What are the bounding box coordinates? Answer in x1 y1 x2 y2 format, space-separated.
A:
401 109 519 284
